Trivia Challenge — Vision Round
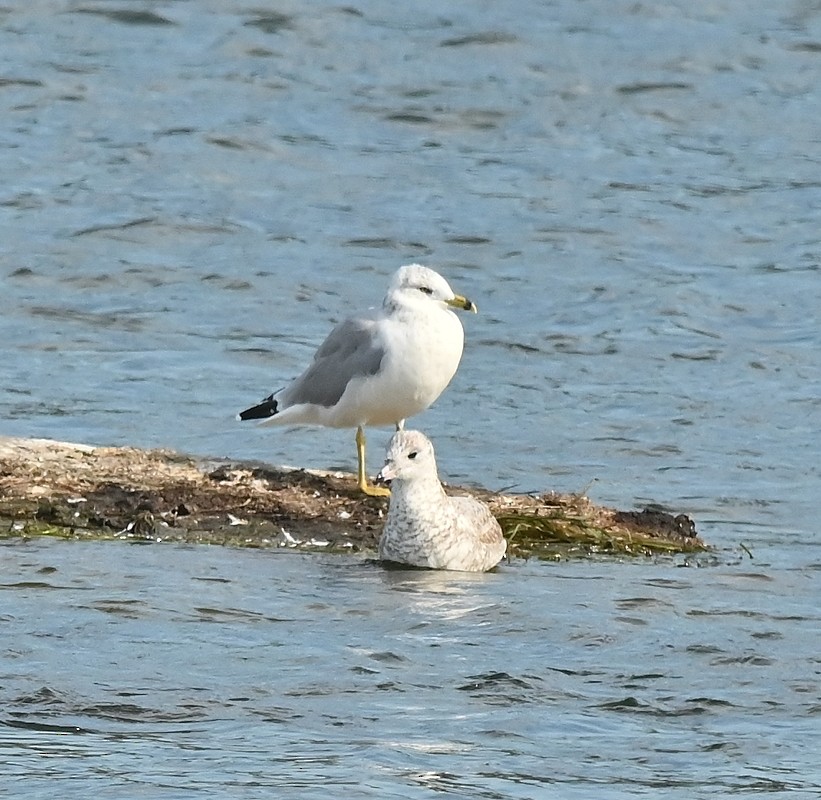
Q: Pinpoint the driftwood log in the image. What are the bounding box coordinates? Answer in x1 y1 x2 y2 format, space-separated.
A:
0 436 707 559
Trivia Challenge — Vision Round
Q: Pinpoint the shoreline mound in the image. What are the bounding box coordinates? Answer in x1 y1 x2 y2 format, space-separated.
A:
0 436 707 559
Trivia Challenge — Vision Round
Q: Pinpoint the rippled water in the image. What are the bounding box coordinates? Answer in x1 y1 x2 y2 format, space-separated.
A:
1 1 820 796
2 539 819 798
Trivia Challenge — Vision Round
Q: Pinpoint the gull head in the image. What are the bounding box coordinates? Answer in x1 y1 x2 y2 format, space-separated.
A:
385 264 477 314
376 429 438 485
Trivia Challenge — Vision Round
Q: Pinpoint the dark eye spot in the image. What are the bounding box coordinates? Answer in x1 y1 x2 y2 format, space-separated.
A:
407 451 418 460
418 286 433 295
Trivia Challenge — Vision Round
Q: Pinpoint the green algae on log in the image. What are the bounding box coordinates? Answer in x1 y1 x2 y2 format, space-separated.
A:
0 436 707 558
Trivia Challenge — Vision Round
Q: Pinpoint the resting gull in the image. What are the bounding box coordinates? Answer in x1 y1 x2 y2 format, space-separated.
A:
376 429 507 572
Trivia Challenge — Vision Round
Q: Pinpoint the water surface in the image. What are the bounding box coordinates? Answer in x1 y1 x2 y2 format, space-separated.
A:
2 540 819 798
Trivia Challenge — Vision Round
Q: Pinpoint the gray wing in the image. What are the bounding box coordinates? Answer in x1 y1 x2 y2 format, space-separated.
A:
281 316 386 408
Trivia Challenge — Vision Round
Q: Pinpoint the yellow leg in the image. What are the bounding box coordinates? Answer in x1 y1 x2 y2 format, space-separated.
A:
356 426 390 497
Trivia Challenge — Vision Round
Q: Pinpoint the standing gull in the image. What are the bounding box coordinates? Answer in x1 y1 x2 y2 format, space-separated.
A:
238 265 477 496
376 430 507 572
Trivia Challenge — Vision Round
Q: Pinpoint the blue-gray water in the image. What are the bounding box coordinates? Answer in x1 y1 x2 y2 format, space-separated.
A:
0 1 819 797
3 540 819 799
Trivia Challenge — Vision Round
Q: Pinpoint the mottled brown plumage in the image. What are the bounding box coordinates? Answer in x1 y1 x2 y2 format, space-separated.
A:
377 430 506 572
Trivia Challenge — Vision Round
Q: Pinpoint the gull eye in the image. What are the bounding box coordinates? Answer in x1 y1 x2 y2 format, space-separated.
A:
407 451 418 460
418 286 434 295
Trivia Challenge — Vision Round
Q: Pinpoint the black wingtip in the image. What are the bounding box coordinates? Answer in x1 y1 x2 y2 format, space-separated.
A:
238 393 278 421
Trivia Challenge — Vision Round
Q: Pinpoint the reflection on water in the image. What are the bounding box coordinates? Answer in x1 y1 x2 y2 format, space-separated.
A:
1 540 819 797
378 567 500 621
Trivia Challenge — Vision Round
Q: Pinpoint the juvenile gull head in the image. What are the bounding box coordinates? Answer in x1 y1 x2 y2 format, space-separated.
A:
377 430 506 572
